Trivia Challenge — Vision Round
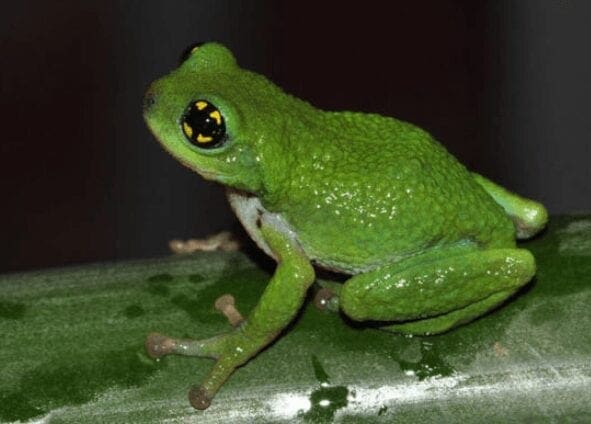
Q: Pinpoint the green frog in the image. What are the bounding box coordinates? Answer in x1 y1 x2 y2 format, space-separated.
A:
142 42 547 410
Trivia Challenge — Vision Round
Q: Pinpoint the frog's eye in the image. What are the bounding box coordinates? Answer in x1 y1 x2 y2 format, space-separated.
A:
181 100 227 149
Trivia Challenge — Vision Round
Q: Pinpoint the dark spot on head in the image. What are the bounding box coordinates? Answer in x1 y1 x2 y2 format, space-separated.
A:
142 90 156 112
179 41 206 64
255 217 262 229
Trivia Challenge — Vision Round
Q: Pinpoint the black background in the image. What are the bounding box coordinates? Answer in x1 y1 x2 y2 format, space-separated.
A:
1 0 589 272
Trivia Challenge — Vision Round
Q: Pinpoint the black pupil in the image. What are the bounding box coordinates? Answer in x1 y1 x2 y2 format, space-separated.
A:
182 100 226 149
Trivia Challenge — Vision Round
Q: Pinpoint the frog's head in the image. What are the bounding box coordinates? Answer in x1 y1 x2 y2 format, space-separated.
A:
143 42 305 194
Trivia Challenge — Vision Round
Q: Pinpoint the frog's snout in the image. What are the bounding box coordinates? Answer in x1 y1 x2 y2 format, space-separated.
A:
143 90 156 114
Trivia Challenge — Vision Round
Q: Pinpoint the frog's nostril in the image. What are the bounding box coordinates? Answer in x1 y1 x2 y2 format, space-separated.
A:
143 92 156 113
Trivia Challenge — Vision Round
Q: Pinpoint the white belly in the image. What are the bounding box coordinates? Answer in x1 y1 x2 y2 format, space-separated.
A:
226 189 298 262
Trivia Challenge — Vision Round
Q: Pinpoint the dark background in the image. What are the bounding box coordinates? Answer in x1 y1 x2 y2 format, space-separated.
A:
1 0 589 273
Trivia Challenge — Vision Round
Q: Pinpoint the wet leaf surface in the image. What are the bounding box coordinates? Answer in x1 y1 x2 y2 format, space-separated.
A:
0 215 590 423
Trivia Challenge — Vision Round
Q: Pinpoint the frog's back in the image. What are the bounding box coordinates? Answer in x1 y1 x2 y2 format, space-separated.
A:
274 110 516 273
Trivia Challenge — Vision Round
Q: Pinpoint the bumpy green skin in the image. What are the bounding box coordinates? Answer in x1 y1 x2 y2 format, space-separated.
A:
143 43 548 409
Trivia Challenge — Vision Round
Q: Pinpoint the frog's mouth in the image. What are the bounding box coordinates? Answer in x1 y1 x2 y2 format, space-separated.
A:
143 108 226 182
194 168 226 181
161 145 229 183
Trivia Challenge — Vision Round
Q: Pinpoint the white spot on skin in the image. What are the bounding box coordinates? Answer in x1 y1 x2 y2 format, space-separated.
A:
313 162 325 170
339 191 351 200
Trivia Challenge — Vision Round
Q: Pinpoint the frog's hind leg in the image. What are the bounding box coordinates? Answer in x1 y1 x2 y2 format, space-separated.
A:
382 288 516 335
314 280 516 335
336 247 535 335
145 221 316 410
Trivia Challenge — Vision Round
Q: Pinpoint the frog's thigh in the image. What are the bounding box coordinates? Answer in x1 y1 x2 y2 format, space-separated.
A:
382 289 515 335
340 248 535 330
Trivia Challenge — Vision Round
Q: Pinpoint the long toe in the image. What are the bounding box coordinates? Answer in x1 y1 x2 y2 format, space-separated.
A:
189 386 212 410
145 332 176 359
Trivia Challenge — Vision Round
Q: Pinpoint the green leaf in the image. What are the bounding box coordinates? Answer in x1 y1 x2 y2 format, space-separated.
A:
0 215 590 423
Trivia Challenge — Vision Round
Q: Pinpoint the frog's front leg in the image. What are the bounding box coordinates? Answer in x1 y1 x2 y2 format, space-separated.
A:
335 246 535 335
145 223 315 410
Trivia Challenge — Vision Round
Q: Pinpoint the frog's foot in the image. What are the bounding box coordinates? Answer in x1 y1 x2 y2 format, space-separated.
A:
145 294 245 360
169 231 239 254
145 332 219 360
188 386 213 410
145 326 259 410
145 293 270 409
312 280 344 313
313 287 340 312
214 294 245 327
147 222 316 410
145 333 176 359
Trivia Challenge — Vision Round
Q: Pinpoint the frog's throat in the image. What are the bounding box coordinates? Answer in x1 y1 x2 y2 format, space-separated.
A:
226 189 299 262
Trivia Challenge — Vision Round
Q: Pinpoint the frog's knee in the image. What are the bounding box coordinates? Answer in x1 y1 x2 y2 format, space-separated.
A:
512 203 548 239
507 248 536 281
